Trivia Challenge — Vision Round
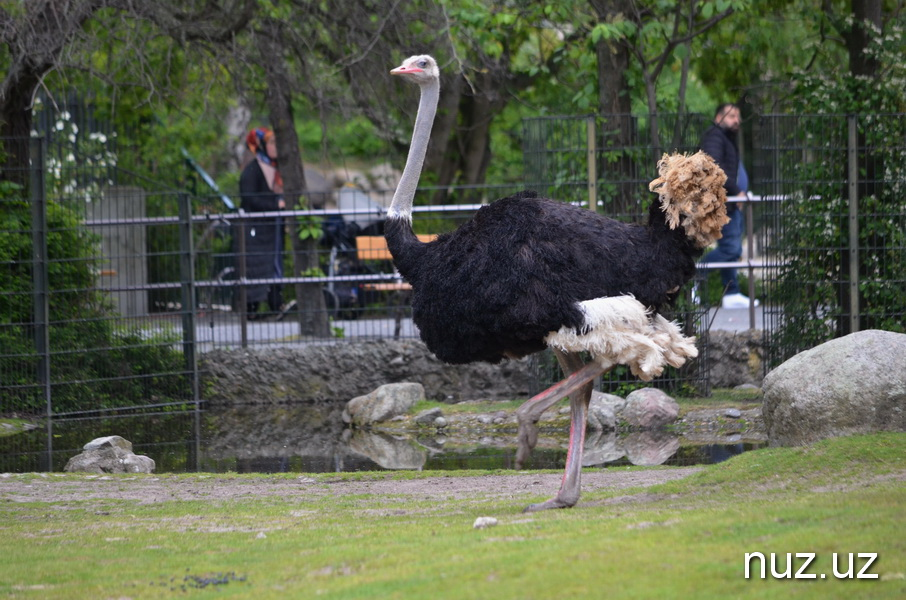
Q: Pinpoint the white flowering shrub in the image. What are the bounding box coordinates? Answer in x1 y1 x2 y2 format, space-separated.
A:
32 99 118 208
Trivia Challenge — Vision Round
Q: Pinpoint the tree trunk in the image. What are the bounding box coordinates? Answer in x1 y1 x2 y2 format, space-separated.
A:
0 75 39 190
431 71 501 204
589 0 637 214
256 20 329 337
847 0 882 78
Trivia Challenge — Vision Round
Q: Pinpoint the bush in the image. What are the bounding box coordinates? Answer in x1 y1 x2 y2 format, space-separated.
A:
0 185 190 415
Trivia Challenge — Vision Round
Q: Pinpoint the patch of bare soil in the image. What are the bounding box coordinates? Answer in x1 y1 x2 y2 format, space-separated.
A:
0 468 702 505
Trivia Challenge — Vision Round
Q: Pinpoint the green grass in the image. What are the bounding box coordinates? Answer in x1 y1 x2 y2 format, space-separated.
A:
1 433 903 599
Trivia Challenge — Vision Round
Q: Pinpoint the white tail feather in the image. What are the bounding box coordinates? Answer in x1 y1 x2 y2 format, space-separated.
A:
544 296 697 381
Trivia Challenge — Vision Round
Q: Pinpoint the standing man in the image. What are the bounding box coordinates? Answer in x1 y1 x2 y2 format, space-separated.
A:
700 103 759 309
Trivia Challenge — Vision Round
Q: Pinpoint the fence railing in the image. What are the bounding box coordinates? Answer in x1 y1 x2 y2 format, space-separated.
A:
3 113 904 415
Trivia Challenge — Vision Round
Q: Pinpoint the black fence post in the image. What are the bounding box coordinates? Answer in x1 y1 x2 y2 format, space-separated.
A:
236 216 248 348
846 115 860 334
29 138 51 417
178 193 199 403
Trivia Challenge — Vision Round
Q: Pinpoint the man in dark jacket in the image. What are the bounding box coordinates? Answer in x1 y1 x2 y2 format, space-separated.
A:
700 103 759 309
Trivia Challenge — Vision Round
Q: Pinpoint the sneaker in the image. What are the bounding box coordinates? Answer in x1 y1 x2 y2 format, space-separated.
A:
690 286 701 305
721 293 760 309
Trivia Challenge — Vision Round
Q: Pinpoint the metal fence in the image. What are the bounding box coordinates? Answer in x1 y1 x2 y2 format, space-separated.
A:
2 113 903 416
754 114 906 366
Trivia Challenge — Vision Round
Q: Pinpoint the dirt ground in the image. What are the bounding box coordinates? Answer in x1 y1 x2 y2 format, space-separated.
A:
0 468 701 506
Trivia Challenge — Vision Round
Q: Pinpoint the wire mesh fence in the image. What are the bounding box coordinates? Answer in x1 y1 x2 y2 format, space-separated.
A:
2 113 903 415
756 114 906 366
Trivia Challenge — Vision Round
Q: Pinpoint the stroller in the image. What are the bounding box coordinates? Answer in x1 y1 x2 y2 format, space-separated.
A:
319 187 386 319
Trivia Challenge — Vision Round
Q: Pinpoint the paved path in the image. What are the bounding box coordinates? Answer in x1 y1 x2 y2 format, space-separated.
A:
163 303 764 352
704 304 764 332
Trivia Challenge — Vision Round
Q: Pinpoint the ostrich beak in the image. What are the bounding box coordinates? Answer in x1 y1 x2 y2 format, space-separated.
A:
390 65 423 76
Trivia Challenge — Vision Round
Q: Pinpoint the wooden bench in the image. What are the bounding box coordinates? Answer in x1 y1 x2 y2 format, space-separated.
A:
355 234 436 337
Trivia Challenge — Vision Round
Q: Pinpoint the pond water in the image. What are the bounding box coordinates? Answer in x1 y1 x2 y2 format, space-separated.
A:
0 404 762 474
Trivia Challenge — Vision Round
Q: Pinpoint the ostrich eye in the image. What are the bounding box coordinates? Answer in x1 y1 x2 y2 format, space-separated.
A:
418 60 428 68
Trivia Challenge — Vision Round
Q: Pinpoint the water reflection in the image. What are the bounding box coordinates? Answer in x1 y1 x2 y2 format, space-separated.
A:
0 405 761 474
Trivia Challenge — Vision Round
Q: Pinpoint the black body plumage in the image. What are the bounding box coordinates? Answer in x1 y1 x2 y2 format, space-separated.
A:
384 191 701 365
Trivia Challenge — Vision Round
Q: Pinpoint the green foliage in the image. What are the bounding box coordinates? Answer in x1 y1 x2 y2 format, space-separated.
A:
0 184 189 414
768 115 906 363
762 11 906 362
296 214 323 242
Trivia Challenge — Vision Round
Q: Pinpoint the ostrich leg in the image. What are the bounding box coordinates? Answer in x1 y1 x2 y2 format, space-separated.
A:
516 350 590 468
522 351 602 512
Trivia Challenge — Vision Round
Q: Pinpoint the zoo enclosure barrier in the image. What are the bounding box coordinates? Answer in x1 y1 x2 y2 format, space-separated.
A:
1 113 903 416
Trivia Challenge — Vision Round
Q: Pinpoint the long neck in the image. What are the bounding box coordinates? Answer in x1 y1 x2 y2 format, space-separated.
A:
388 78 440 222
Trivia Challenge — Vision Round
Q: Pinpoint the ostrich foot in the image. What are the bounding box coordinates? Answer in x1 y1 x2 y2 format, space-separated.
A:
523 497 577 512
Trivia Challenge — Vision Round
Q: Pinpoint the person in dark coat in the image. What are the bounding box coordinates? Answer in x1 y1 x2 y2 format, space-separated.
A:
700 103 759 309
237 127 285 318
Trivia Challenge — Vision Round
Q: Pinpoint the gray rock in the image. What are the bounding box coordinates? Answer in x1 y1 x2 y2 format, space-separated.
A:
83 435 132 452
122 454 156 473
414 407 443 425
344 382 425 427
735 383 760 390
587 391 624 431
433 416 447 428
724 408 742 419
473 516 498 529
763 329 906 446
622 388 679 429
64 436 155 474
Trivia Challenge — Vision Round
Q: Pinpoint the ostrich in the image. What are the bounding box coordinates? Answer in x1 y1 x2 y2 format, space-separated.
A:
386 55 729 511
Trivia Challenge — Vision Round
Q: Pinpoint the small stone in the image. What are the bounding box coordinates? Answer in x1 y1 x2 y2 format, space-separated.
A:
724 408 742 419
477 415 493 425
434 417 447 428
473 517 498 529
256 532 267 539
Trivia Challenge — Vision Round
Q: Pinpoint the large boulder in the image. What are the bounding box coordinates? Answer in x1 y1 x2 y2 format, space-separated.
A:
587 388 680 431
586 391 625 431
343 382 425 427
622 388 680 429
762 329 906 446
64 436 156 474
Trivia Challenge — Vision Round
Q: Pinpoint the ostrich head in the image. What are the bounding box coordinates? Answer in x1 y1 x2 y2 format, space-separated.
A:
390 55 440 84
648 151 730 248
